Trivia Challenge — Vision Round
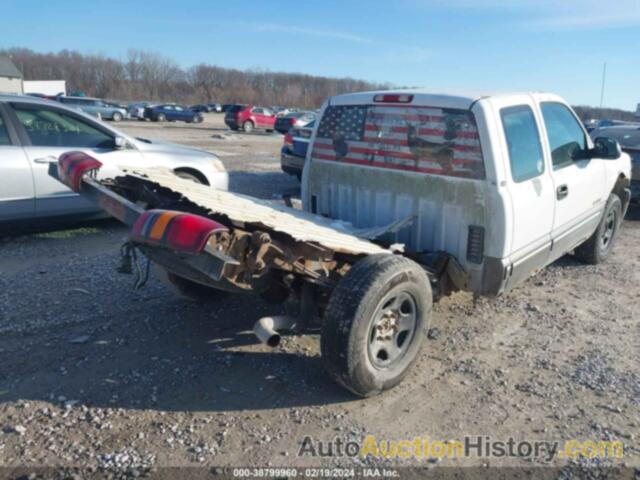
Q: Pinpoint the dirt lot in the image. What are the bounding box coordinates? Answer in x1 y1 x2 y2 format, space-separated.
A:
0 114 638 478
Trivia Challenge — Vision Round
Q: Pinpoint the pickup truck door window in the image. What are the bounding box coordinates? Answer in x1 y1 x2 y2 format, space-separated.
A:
498 102 554 280
10 103 134 217
540 102 606 258
501 105 545 182
0 109 35 221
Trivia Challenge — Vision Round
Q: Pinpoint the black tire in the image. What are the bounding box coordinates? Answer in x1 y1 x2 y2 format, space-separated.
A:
174 171 203 184
156 113 166 122
157 268 228 303
243 120 254 133
574 193 622 265
321 254 432 397
112 111 123 122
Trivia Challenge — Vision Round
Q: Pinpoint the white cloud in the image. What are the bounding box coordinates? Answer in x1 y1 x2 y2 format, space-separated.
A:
244 22 432 64
418 0 640 30
247 22 373 44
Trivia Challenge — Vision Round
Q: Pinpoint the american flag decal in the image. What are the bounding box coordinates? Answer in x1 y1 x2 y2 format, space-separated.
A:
312 105 485 179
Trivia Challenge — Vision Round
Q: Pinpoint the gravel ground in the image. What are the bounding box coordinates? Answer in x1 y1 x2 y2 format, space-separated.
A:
0 115 638 478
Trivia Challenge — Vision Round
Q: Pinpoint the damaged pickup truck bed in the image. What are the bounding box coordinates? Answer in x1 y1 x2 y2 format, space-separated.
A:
50 90 631 397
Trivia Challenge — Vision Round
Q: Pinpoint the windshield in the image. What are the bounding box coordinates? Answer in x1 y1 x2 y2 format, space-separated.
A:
312 105 485 179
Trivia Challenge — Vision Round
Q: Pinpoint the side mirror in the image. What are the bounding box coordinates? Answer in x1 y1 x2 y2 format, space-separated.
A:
114 136 126 149
593 137 622 159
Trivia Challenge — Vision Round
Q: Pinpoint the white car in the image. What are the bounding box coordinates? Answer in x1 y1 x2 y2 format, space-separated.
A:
0 95 228 224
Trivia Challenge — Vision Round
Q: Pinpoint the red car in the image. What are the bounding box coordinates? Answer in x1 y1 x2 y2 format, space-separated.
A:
224 105 276 133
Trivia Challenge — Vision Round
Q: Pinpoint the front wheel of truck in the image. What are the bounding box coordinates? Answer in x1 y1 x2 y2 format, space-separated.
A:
156 268 229 303
574 193 622 265
321 254 432 397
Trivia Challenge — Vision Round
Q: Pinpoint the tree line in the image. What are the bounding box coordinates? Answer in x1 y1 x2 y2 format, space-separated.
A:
2 47 636 119
2 47 387 109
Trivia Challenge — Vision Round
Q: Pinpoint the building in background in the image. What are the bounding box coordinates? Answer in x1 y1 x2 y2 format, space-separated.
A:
0 56 23 94
23 80 66 96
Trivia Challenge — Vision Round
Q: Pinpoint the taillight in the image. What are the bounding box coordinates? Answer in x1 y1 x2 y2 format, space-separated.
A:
58 151 103 192
130 210 228 254
373 93 413 103
466 225 485 264
284 132 294 147
289 117 296 125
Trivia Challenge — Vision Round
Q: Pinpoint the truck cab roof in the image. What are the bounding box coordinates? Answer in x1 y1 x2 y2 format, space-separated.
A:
329 89 563 110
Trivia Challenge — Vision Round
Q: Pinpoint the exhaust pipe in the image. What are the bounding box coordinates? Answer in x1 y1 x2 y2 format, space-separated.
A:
253 315 297 347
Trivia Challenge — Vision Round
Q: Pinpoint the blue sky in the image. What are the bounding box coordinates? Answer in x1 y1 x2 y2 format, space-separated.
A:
3 0 639 109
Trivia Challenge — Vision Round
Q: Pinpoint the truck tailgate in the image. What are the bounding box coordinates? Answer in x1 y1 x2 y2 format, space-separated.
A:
118 166 389 256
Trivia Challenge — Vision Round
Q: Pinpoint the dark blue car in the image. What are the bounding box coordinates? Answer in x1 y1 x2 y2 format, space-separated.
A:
144 104 203 123
280 121 314 180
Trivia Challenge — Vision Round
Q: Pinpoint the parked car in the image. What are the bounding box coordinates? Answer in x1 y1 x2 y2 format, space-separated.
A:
274 111 317 134
26 93 59 101
224 105 276 133
144 104 203 123
208 103 222 113
0 94 228 224
56 96 128 121
128 102 149 120
591 125 640 201
280 121 314 179
190 104 212 113
49 90 631 397
275 108 300 117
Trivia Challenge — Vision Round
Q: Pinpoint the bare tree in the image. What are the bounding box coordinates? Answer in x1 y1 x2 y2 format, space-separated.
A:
2 47 390 108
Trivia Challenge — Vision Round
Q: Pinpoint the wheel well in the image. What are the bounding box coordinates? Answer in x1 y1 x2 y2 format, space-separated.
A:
613 173 629 197
244 119 254 125
612 173 631 215
174 167 209 185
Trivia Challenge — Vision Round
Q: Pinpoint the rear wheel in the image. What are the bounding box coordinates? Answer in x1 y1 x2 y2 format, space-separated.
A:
156 113 166 122
321 254 432 397
157 268 228 303
112 111 122 122
243 121 254 133
574 193 622 264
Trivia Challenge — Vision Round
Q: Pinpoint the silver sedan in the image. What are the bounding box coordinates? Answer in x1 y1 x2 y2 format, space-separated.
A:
0 95 228 224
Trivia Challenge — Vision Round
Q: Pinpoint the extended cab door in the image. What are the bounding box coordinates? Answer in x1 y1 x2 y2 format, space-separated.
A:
492 95 555 288
535 98 606 261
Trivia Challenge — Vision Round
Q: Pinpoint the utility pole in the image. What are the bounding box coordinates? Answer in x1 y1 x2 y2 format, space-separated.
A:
599 62 607 109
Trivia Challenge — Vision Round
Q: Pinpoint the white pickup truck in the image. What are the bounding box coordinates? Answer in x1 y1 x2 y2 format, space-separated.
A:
50 90 631 397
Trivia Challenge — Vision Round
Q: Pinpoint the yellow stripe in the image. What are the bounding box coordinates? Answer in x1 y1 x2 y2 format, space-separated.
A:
149 211 179 240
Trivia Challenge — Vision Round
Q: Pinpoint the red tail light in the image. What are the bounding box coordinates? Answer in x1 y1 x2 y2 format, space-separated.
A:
130 210 228 254
289 117 296 125
373 94 413 103
283 132 294 147
58 151 103 192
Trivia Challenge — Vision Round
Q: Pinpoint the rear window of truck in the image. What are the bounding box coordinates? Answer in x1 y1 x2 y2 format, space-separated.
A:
311 105 485 179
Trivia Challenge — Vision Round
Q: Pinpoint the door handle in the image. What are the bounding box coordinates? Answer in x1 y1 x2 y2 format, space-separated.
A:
556 184 569 200
34 155 58 164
